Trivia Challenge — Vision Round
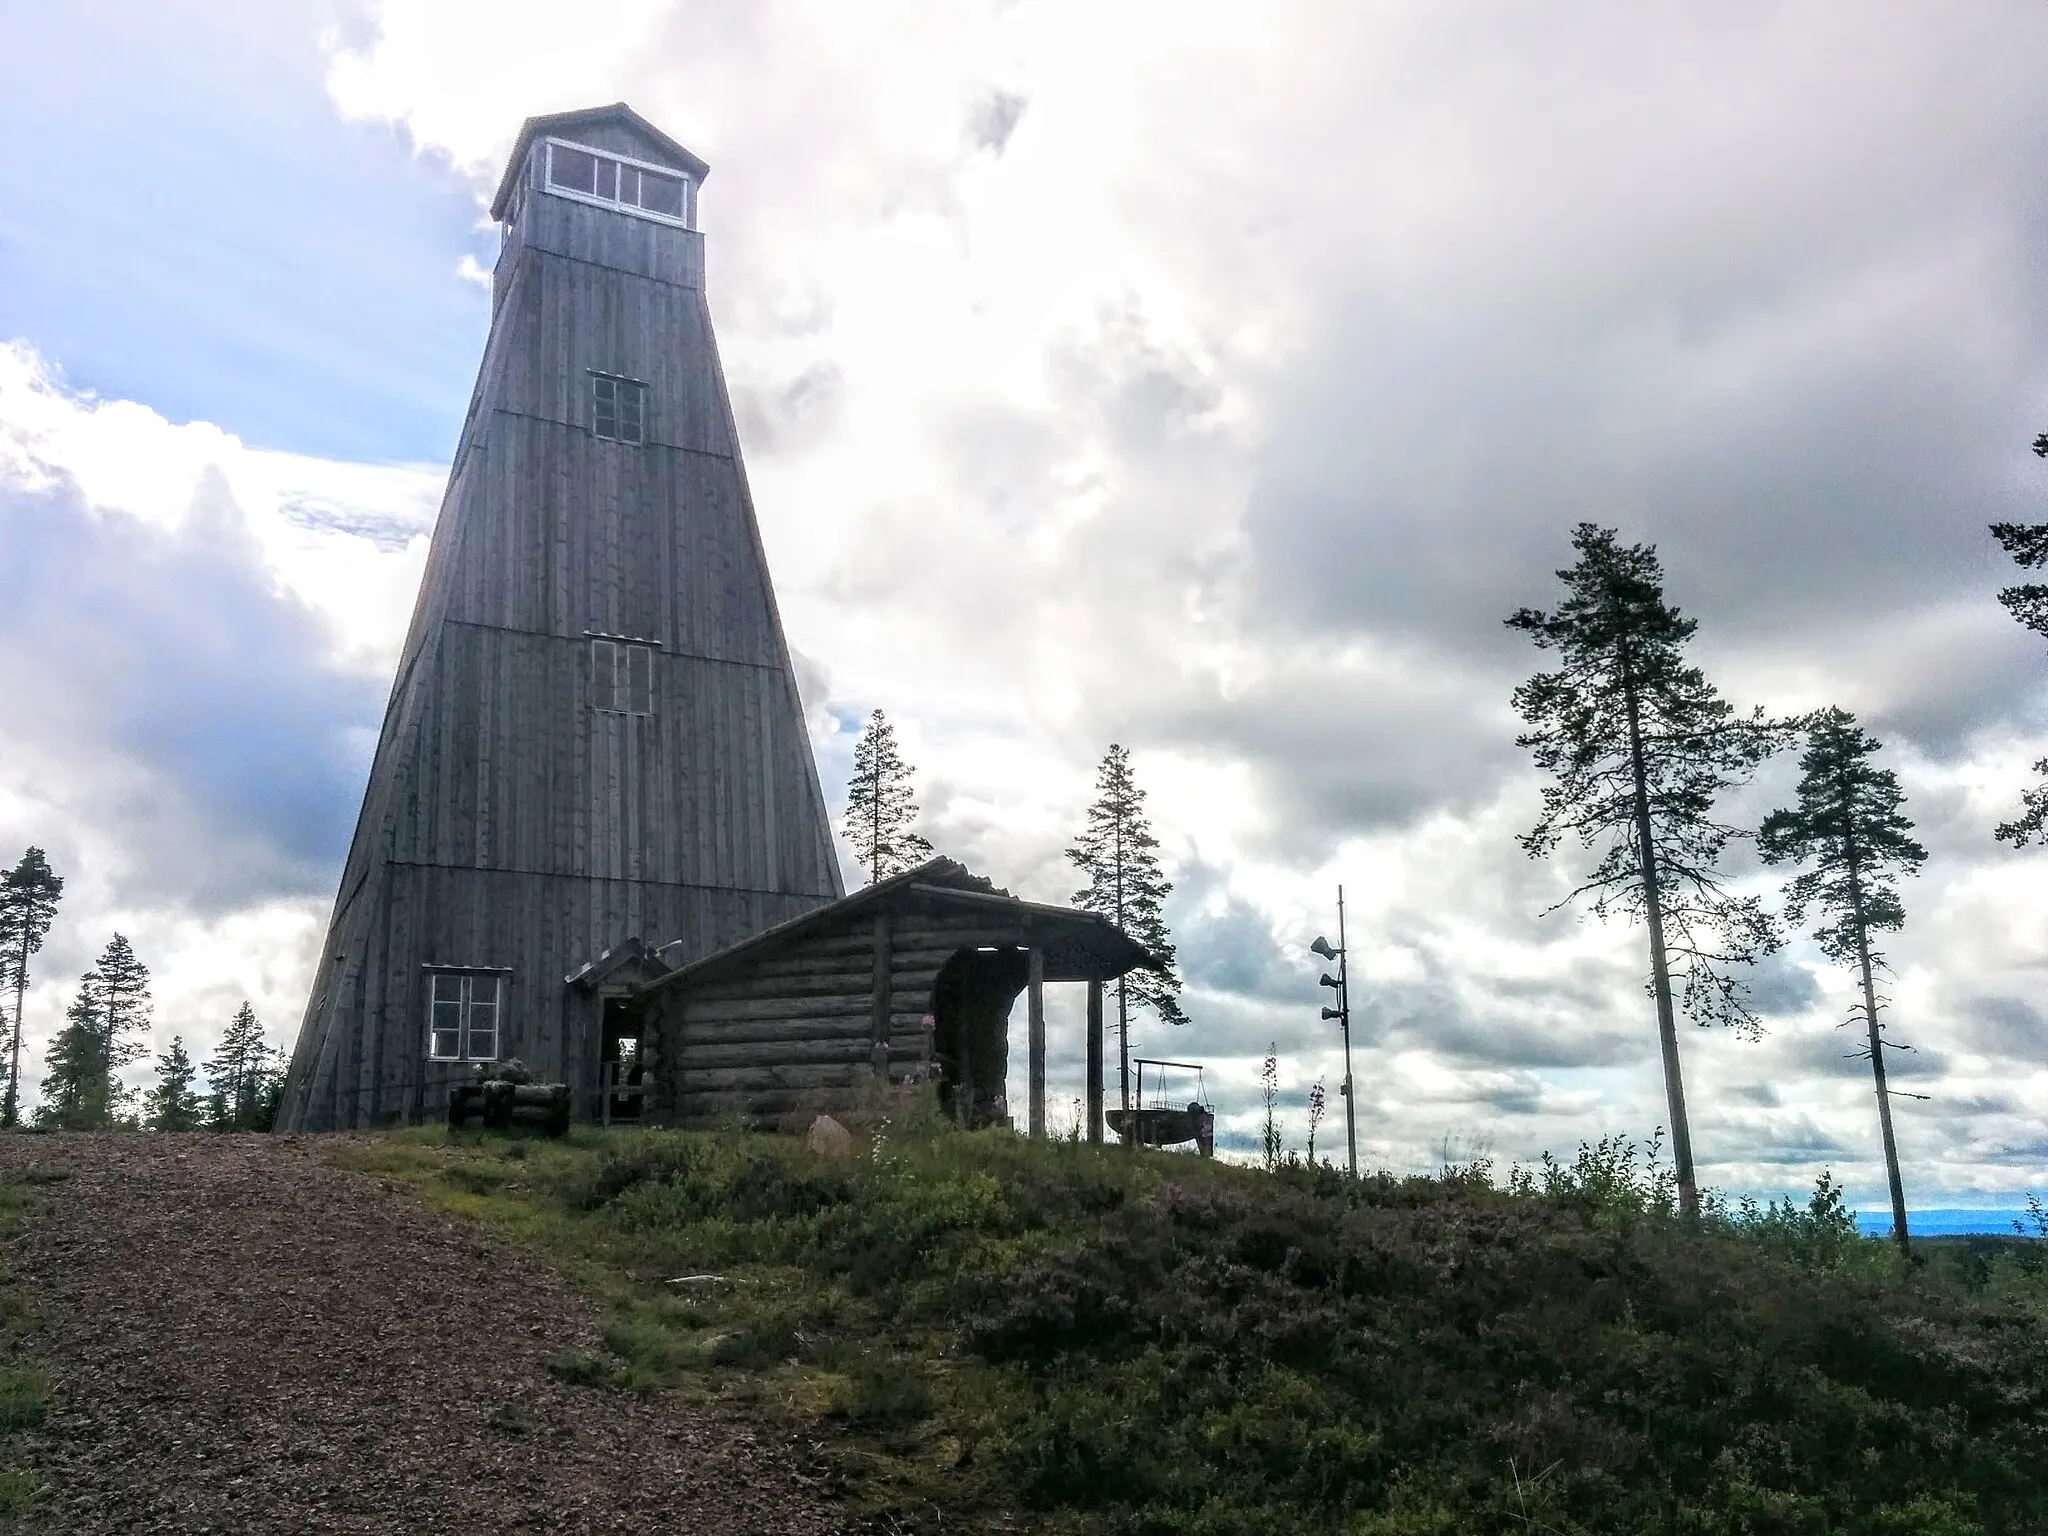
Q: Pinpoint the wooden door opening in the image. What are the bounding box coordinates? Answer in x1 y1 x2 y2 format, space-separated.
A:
601 996 645 1123
929 946 1030 1128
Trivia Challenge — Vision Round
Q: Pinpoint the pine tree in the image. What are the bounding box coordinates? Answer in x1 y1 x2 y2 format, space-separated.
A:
92 935 152 1076
1507 524 1789 1216
205 1002 275 1132
1067 744 1187 1141
249 1045 288 1132
840 710 934 884
0 847 64 1129
143 1036 205 1132
1758 708 1927 1255
37 971 114 1129
1990 508 2048 847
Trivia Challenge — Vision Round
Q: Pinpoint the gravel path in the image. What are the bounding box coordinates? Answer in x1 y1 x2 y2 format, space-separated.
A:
0 1133 847 1534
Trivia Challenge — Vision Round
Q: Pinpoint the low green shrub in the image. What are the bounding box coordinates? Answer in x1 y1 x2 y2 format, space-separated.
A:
360 1126 2048 1535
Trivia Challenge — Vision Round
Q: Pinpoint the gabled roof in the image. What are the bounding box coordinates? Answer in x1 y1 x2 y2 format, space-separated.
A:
490 103 712 221
564 936 672 993
636 856 1157 995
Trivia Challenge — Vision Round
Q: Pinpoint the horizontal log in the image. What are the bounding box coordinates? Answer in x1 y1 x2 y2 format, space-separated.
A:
674 1038 875 1070
681 995 874 1024
685 969 879 1002
675 1017 873 1047
675 1063 875 1093
724 939 879 973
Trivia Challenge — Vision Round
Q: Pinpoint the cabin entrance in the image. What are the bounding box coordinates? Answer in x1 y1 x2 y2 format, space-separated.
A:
600 996 645 1123
929 946 1030 1128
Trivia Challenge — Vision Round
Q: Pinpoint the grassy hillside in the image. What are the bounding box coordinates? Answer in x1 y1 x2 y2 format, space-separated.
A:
340 1112 2048 1535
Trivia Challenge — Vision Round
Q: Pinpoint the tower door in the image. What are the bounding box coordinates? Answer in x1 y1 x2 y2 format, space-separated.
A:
600 997 645 1123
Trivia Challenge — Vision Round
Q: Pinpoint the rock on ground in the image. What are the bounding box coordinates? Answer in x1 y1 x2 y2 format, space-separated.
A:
0 1133 847 1534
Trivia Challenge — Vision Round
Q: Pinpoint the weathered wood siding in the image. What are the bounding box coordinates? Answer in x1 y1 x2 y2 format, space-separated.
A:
281 115 841 1131
646 904 1043 1129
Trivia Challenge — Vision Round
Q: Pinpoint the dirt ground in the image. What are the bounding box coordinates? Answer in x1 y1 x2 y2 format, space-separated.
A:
0 1133 849 1534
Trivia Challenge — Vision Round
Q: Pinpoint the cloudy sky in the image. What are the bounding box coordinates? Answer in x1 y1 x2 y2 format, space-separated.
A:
4 0 2046 1215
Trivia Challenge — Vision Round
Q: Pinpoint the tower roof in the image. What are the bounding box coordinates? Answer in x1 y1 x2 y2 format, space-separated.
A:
489 102 711 220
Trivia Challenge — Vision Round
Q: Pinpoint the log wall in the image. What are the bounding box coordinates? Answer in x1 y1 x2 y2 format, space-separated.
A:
646 904 1050 1129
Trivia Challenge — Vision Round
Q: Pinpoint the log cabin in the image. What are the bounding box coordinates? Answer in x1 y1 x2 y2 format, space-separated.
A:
601 856 1155 1138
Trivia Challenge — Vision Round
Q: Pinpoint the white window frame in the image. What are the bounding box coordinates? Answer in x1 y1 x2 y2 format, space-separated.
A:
541 137 694 230
426 970 505 1063
590 373 646 445
590 638 656 716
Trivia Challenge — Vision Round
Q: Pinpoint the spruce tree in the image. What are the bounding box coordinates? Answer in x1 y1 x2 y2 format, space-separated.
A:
250 1045 288 1132
0 847 64 1128
1067 744 1187 1140
1990 509 2048 847
1507 524 1789 1216
1758 708 1927 1255
92 934 152 1077
205 1003 275 1131
840 710 934 884
37 971 114 1129
143 1036 205 1132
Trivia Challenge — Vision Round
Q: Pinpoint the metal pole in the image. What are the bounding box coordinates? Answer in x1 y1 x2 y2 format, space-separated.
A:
1339 885 1357 1179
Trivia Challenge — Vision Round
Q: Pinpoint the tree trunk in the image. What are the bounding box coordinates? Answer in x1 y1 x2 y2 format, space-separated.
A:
1621 645 1699 1217
1846 849 1911 1256
5 930 24 1128
1115 821 1131 1147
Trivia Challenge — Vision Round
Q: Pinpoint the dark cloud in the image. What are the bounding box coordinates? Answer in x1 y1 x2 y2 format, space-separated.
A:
1954 994 2048 1059
1168 860 1309 1005
1741 952 1822 1018
732 360 845 458
0 470 382 910
967 91 1027 157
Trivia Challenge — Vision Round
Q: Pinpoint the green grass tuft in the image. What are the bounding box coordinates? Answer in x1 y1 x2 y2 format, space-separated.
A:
0 1366 44 1434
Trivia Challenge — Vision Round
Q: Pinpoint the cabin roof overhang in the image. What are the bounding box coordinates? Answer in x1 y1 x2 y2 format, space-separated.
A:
633 857 1156 999
490 102 711 221
565 936 674 993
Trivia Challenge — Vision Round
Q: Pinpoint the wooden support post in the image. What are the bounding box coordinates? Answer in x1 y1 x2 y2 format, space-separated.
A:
869 911 893 1080
1085 978 1104 1145
1027 948 1046 1139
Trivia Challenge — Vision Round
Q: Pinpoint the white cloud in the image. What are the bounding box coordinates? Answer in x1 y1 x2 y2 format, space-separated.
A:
0 341 438 1094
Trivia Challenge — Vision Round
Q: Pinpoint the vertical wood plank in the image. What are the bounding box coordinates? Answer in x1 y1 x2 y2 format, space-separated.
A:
1027 949 1045 1140
1085 978 1104 1146
869 911 893 1080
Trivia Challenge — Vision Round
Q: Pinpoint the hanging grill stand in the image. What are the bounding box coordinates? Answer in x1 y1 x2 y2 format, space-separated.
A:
1104 1058 1214 1156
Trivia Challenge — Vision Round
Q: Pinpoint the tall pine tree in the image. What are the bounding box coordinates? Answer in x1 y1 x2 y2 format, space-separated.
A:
1507 524 1788 1215
840 710 934 883
1067 744 1186 1141
0 847 64 1129
93 935 152 1076
1758 708 1927 1255
38 972 113 1129
205 1002 278 1132
143 1037 205 1132
1990 504 2048 847
36 936 152 1130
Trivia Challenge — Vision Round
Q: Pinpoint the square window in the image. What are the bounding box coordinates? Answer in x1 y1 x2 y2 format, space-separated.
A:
548 144 598 196
591 639 655 716
592 375 645 444
638 171 686 219
427 972 503 1062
